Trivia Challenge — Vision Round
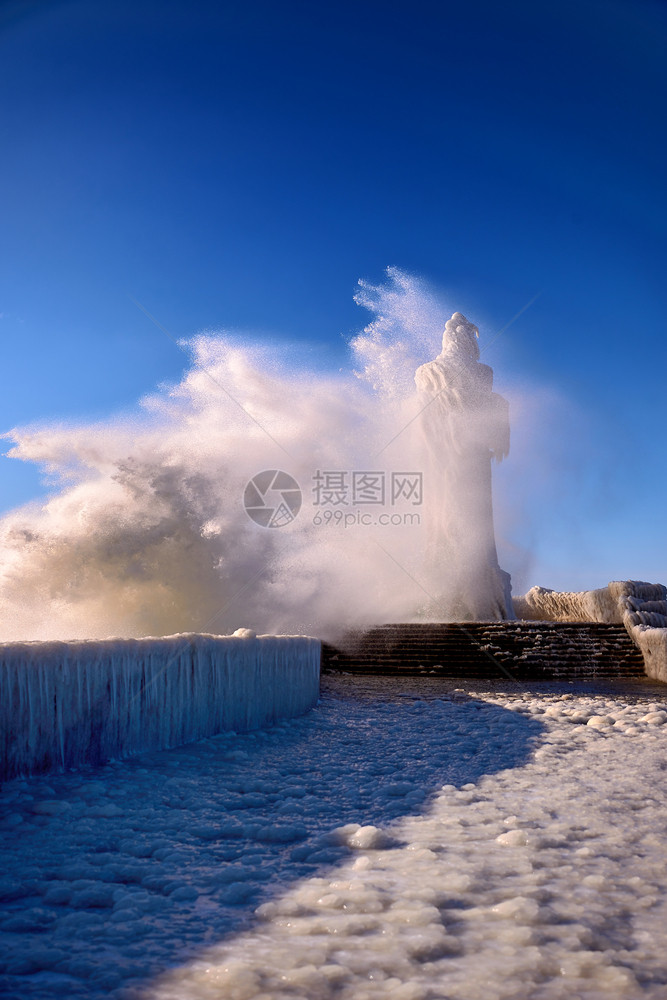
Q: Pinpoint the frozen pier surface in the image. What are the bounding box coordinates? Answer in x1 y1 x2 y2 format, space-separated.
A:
323 622 646 680
0 633 320 781
3 675 667 1000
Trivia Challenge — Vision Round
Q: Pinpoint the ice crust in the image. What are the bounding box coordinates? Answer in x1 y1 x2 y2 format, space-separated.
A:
414 312 513 621
0 633 320 780
2 675 667 999
513 585 623 623
514 580 667 682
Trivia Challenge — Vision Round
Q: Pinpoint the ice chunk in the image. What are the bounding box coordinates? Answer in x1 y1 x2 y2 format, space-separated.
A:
496 829 529 846
328 823 395 850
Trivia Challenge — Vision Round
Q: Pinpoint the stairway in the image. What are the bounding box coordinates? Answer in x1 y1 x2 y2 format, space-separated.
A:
321 621 646 680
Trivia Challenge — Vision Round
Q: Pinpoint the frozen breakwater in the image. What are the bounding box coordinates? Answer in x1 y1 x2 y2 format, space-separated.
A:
0 633 321 781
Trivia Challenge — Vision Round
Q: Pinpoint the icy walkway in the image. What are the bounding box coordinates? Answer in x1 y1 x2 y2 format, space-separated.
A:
1 676 667 999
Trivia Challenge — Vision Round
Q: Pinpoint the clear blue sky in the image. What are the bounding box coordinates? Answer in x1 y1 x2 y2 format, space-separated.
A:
1 0 665 592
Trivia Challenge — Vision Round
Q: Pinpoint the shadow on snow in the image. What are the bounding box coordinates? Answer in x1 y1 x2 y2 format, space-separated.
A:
0 675 545 999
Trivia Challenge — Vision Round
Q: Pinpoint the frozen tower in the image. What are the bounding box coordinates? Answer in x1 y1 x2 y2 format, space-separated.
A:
415 312 514 620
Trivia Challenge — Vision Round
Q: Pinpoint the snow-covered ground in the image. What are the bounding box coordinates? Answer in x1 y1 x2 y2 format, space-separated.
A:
2 674 667 1000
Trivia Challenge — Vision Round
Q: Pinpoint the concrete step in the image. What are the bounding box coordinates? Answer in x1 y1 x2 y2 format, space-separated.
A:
321 621 646 679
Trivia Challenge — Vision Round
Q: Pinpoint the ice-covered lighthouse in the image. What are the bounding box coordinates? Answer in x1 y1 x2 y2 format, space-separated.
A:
415 312 514 621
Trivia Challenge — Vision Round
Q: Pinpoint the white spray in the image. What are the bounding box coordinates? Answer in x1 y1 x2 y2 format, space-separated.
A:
0 269 514 641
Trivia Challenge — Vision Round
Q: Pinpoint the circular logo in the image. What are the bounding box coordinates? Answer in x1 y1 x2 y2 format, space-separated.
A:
243 470 302 528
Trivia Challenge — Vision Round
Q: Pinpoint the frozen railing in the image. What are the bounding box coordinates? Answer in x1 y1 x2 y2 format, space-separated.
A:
616 583 667 683
0 632 321 781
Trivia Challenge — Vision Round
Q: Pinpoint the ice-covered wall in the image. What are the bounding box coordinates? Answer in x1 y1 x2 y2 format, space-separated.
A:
513 585 622 623
513 581 667 682
0 633 321 781
615 582 667 684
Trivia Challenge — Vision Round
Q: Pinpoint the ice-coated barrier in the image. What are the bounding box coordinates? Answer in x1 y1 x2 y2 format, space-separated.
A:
513 580 667 683
0 633 321 781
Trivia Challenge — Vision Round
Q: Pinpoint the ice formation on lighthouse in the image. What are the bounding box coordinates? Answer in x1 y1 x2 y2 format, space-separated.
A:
415 312 514 620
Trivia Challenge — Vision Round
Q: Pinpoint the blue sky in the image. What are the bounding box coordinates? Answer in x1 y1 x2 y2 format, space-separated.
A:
1 0 666 592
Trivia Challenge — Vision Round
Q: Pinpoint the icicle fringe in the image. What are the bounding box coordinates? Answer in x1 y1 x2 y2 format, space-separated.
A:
0 634 321 781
